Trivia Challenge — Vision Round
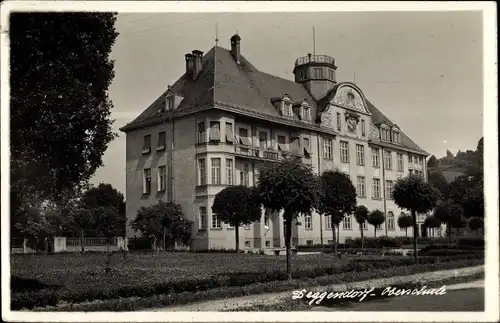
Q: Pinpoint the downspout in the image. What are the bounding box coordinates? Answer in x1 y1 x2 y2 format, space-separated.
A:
317 133 323 245
381 147 388 236
169 118 175 203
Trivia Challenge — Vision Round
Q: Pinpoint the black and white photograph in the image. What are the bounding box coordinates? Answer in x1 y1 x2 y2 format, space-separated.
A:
1 1 498 322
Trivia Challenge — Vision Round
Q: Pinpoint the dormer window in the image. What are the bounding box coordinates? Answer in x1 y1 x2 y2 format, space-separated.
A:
281 97 293 117
380 124 390 141
301 102 311 121
166 95 175 110
392 127 401 144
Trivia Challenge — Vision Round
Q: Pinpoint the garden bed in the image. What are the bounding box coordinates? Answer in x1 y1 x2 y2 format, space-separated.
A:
11 251 484 311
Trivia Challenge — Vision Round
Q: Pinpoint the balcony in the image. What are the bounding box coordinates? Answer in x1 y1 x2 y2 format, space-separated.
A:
295 54 336 67
235 144 303 162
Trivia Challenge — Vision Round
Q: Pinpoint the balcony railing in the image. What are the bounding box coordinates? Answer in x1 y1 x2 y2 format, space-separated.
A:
295 54 335 66
235 144 303 162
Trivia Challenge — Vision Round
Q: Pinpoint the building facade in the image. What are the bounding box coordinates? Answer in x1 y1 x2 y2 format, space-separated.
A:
121 34 436 250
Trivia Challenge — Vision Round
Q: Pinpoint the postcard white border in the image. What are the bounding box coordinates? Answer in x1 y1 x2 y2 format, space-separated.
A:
1 1 498 322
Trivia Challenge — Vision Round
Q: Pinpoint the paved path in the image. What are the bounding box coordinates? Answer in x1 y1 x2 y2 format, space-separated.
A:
309 281 484 311
146 266 483 312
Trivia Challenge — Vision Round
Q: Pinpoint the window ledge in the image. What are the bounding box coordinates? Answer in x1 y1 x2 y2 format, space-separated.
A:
198 228 207 232
210 227 223 231
156 146 166 152
372 197 383 201
227 227 235 230
141 149 151 155
142 192 151 197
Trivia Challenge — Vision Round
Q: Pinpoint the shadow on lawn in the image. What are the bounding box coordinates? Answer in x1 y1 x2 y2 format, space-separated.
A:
11 276 61 293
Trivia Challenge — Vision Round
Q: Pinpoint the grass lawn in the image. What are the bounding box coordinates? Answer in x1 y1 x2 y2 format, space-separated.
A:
10 251 483 311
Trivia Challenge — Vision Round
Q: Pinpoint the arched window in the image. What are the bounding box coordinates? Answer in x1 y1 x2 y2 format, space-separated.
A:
387 211 395 230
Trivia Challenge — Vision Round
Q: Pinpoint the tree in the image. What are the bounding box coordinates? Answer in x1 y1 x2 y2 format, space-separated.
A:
427 155 439 168
427 169 449 200
354 205 369 249
212 186 262 252
131 201 192 251
392 174 440 263
468 217 484 236
449 215 467 236
255 158 320 279
94 206 126 273
367 210 385 238
423 216 442 238
433 201 463 248
10 12 118 221
317 170 357 256
397 214 413 237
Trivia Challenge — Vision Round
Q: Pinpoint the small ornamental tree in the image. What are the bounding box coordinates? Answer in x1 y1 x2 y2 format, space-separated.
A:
354 205 369 249
212 185 262 252
367 210 385 238
317 170 357 256
392 174 440 264
468 217 484 236
131 201 192 251
434 201 464 248
397 214 413 237
423 216 442 238
450 215 467 236
255 158 320 279
94 206 126 274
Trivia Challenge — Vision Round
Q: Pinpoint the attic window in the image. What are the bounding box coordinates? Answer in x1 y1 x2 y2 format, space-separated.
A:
301 105 311 121
392 128 401 144
380 125 390 141
166 95 175 110
282 99 293 117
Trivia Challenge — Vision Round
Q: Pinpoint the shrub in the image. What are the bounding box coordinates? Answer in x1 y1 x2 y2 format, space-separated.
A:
457 237 484 248
127 237 152 251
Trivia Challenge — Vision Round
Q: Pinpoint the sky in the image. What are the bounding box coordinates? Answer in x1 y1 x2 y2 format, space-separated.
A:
90 11 483 196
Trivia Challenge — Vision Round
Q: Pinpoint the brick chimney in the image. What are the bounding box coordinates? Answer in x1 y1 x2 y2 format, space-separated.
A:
185 53 194 78
230 34 241 64
192 50 204 79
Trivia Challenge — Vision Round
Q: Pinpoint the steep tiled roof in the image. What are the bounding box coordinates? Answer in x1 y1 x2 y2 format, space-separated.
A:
120 45 426 155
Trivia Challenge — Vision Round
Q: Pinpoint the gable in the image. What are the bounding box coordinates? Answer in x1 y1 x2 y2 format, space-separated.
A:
331 84 369 114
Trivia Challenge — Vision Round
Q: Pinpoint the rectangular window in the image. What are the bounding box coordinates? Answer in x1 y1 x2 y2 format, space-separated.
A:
376 224 383 230
328 69 334 80
157 166 166 192
340 141 349 163
387 214 395 230
361 119 366 136
373 178 381 199
199 207 207 229
226 159 233 185
336 112 342 131
393 131 400 143
314 68 323 79
240 163 249 186
259 131 268 149
384 150 392 170
343 214 352 230
211 158 221 185
381 128 390 141
397 153 404 172
357 176 366 197
142 135 151 154
198 159 206 186
277 135 287 151
157 132 166 150
304 215 312 230
302 107 311 121
211 213 221 229
143 168 151 194
325 216 332 230
323 138 333 160
166 96 175 110
362 222 367 230
386 180 394 200
239 127 251 146
356 144 365 166
303 137 310 149
225 122 234 143
209 122 221 141
372 148 380 168
197 122 206 143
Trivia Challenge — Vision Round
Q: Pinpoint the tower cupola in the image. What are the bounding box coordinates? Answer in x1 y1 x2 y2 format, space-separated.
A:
293 54 337 100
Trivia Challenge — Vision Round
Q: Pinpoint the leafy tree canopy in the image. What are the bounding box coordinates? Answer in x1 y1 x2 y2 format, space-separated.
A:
367 210 385 227
10 12 118 212
433 200 463 223
397 214 413 228
354 205 369 224
392 174 440 214
256 158 320 217
212 186 262 227
317 170 357 219
423 215 442 228
468 217 484 231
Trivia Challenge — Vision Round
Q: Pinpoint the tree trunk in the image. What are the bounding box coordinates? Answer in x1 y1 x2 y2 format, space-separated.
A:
411 210 418 264
447 222 452 248
284 214 293 280
163 227 166 251
331 215 337 256
374 226 377 238
105 237 112 274
235 224 240 253
405 227 408 237
360 224 364 249
336 225 340 247
80 229 85 254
